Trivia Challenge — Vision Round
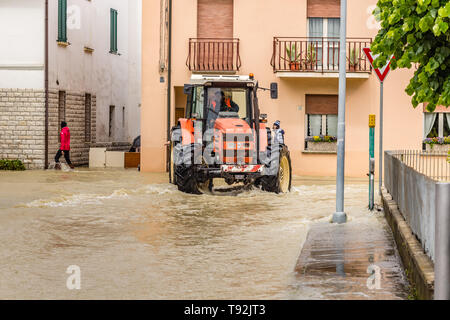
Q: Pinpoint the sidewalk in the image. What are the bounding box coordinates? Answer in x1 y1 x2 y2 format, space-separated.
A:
294 216 410 300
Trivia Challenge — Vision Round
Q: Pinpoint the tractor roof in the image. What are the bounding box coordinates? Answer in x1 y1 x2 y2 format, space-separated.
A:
190 74 257 86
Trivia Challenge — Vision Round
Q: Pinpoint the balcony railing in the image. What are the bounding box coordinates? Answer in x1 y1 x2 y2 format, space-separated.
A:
271 37 372 73
186 38 241 72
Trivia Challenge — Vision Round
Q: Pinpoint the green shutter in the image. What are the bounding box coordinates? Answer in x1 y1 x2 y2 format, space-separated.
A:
110 9 118 53
58 0 67 42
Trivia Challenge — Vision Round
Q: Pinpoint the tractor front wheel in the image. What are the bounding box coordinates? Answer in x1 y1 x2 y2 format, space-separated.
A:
175 164 202 194
260 145 292 194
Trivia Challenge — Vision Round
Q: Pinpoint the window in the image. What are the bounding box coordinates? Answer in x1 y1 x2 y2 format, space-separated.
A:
305 95 338 149
191 86 204 119
122 106 125 128
109 106 115 138
205 87 249 130
85 94 92 143
110 9 118 53
424 113 450 138
58 0 67 42
307 114 337 137
308 17 340 68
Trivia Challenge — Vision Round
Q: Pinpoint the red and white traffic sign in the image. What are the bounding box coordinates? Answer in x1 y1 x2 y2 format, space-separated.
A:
363 48 394 83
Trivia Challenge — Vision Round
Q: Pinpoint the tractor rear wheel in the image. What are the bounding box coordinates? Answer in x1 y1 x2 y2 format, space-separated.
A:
260 145 292 194
175 164 202 194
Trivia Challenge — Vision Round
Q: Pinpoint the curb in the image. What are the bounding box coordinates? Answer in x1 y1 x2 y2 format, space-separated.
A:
381 187 435 300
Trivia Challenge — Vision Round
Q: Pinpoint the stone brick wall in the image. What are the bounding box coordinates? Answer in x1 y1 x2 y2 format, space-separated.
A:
47 89 97 166
0 89 46 169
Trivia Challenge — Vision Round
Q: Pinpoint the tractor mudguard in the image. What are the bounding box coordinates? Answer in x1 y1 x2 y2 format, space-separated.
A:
259 123 268 152
178 119 195 146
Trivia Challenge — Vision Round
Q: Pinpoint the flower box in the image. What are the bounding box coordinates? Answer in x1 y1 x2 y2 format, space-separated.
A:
307 141 337 152
425 144 450 153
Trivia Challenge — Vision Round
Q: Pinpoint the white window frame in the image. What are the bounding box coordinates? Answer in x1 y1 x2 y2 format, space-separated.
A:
307 18 340 70
305 114 337 137
424 113 449 138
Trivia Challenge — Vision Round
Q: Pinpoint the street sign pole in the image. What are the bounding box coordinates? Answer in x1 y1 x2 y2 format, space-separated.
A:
362 48 393 197
369 115 376 210
379 81 384 194
333 0 347 224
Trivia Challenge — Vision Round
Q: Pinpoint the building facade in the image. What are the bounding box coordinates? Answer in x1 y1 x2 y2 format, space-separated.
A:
141 0 438 178
0 0 142 169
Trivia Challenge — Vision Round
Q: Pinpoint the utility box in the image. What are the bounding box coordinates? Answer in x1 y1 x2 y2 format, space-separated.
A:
89 148 107 168
105 152 125 168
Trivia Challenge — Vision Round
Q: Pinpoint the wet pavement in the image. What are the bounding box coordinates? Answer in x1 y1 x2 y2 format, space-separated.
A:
0 169 409 299
294 222 408 299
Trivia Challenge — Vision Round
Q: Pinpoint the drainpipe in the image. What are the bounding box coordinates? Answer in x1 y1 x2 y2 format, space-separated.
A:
44 0 49 169
166 0 172 171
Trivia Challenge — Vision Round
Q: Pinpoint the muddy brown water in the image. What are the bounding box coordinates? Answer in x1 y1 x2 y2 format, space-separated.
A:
0 169 409 299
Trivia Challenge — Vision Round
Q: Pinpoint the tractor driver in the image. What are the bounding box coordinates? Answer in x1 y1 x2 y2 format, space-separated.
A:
219 91 239 113
206 90 240 128
206 90 222 128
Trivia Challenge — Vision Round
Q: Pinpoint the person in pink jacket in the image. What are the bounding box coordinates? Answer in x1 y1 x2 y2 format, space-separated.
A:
55 121 74 170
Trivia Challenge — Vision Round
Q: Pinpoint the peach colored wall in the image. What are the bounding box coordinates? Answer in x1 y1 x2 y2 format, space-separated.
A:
142 0 424 178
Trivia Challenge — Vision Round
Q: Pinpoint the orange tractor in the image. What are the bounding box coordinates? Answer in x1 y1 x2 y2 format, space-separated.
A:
169 74 291 194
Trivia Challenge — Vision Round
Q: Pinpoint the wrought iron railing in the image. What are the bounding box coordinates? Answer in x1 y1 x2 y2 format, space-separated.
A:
271 37 372 73
186 38 241 72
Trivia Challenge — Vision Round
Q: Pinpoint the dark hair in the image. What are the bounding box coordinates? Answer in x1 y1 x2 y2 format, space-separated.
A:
61 121 67 129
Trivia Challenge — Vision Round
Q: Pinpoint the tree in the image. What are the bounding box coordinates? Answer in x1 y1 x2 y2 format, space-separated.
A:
371 0 450 112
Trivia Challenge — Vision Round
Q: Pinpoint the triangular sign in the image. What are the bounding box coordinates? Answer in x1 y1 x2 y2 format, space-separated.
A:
363 48 394 83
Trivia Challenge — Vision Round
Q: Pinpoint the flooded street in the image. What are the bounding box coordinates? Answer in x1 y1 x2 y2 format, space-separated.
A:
0 169 409 299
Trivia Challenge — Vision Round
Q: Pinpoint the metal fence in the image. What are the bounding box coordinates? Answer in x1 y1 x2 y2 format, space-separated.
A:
270 37 372 73
186 38 241 72
390 150 450 182
385 150 450 300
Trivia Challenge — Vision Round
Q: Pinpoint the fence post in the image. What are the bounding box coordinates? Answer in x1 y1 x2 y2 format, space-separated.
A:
435 182 450 300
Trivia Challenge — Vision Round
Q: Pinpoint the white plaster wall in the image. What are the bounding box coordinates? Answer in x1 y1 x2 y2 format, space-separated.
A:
48 0 141 143
126 0 142 141
0 0 45 89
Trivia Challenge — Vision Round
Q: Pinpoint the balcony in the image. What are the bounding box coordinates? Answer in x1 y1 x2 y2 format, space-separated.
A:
271 37 372 78
186 38 241 73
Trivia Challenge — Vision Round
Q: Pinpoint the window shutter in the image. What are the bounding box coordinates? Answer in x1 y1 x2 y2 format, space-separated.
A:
197 0 233 38
114 10 118 52
110 9 118 53
58 0 67 42
306 95 338 115
307 0 341 18
110 9 114 52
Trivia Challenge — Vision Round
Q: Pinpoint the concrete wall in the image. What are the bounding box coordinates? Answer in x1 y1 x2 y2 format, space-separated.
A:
142 0 424 176
384 151 436 261
48 0 141 143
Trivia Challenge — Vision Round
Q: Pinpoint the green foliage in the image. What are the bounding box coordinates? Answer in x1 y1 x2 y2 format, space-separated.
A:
285 43 302 62
371 0 450 111
305 44 317 64
0 159 26 171
348 48 360 66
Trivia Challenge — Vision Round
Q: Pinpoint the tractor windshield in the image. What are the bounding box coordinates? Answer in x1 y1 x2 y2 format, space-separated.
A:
206 87 249 129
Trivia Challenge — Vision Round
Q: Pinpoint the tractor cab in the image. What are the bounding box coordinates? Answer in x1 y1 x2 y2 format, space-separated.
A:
170 74 291 195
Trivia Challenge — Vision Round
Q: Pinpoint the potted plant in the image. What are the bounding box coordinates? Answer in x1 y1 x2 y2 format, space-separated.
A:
285 43 301 71
423 136 450 152
305 135 337 152
303 44 317 70
347 48 360 72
